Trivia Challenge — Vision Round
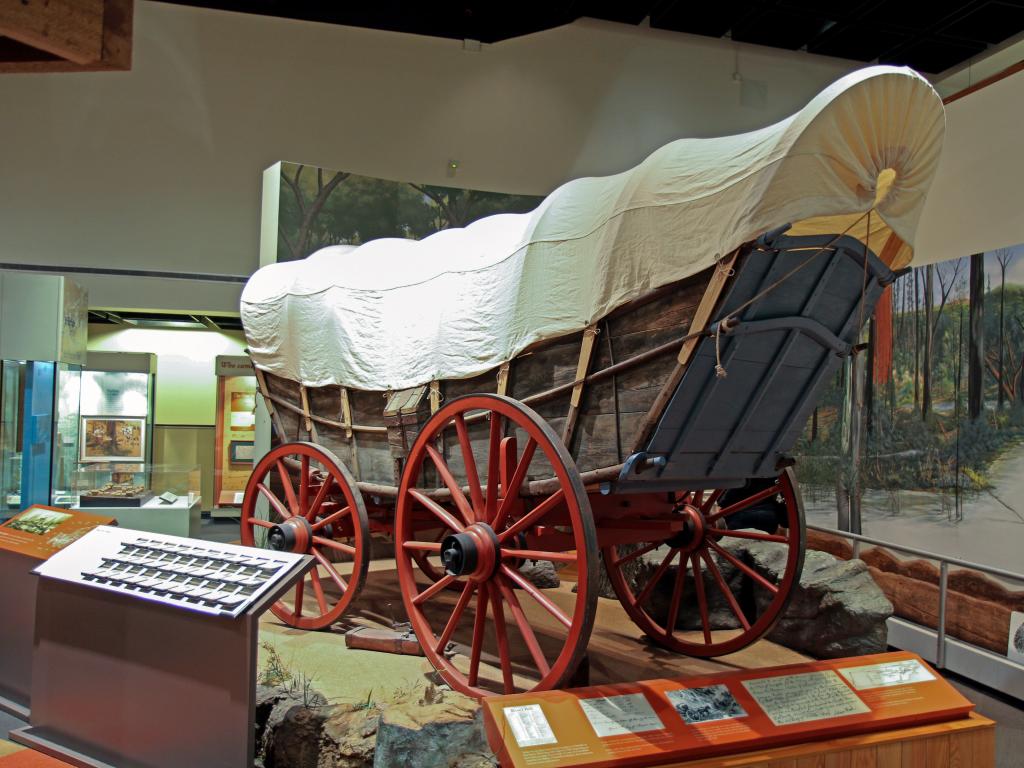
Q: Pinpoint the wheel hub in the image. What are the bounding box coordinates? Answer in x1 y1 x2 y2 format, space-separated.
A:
267 516 313 553
440 523 500 580
665 504 706 554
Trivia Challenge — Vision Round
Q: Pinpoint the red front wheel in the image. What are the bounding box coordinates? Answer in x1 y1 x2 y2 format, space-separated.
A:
241 441 370 630
602 470 805 657
395 394 598 698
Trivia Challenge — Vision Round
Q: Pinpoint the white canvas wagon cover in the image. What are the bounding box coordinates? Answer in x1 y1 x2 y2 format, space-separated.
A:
242 65 944 392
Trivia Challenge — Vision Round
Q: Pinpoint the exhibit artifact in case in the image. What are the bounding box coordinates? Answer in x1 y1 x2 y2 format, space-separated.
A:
238 66 946 697
73 463 200 508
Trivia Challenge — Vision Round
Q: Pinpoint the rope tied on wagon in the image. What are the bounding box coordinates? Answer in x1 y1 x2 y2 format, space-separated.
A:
712 208 876 378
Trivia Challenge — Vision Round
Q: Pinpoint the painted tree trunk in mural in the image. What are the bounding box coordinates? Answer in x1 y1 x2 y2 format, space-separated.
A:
969 253 985 421
923 264 934 423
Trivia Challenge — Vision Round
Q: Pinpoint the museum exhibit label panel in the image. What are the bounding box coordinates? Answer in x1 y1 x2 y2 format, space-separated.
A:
482 652 973 767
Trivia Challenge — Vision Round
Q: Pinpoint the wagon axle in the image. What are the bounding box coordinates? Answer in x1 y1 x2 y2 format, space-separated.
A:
267 516 313 553
440 523 501 579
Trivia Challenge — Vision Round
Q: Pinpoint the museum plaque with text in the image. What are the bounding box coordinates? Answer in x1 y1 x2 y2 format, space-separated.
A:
481 652 973 768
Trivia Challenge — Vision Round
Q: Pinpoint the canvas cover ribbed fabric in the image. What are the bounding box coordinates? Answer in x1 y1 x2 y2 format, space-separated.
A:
241 65 944 391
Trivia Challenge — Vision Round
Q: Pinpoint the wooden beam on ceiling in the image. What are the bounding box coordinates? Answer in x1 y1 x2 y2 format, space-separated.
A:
0 0 132 74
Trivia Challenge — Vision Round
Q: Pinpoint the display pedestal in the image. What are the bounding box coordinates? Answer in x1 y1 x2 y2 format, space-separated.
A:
0 549 37 719
482 652 977 768
662 712 994 767
71 496 201 538
11 554 312 768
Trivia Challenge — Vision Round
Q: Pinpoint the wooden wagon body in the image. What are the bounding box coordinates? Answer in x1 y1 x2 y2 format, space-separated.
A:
239 67 943 697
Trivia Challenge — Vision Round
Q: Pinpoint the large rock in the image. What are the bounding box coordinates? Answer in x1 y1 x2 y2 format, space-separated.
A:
320 706 380 768
739 539 893 657
595 534 892 657
260 693 330 768
591 546 742 632
517 559 559 589
373 692 495 768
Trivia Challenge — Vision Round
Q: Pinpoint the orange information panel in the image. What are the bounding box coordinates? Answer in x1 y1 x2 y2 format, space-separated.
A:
482 652 972 768
0 506 117 561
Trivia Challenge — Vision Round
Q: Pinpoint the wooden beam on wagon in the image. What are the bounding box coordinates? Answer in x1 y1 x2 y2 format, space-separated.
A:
261 388 388 434
253 367 289 443
299 384 317 441
496 362 510 397
629 250 738 454
561 324 598 446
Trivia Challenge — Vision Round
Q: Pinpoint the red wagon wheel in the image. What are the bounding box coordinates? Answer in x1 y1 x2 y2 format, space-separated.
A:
395 394 598 698
241 441 370 631
602 469 804 657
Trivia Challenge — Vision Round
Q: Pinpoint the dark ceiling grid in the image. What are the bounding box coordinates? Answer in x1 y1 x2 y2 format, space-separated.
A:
157 1 1024 73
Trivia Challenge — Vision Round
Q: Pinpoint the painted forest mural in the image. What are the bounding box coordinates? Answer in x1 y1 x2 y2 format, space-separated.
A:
796 245 1024 571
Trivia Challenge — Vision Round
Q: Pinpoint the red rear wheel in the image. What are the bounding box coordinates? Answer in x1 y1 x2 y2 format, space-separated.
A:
395 394 598 697
602 469 804 656
241 441 370 630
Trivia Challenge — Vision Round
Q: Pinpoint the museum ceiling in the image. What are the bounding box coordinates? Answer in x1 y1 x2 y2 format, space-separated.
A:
162 0 1024 75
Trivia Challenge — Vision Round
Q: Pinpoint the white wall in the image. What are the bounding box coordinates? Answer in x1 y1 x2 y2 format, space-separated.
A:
915 67 1024 265
0 2 865 313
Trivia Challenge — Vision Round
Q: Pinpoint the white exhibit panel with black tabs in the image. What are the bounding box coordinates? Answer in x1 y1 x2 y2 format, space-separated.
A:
11 527 313 768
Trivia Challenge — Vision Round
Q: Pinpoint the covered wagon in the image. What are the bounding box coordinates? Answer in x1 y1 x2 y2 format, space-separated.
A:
239 65 944 697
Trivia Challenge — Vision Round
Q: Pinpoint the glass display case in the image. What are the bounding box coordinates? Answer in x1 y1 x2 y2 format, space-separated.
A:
0 360 82 516
80 355 156 466
72 463 201 509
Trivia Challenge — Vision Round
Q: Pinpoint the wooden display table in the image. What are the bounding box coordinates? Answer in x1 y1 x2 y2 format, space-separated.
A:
661 712 994 767
483 652 987 768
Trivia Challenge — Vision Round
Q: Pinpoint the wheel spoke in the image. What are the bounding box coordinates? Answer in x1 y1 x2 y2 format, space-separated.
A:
706 539 779 594
258 483 291 520
409 489 465 533
299 455 310 516
403 541 442 553
498 489 565 544
306 475 336 521
502 548 576 564
454 414 485 521
496 575 551 677
311 505 350 532
699 489 724 514
610 540 661 567
706 484 781 524
665 550 687 636
490 587 515 694
492 438 538 530
709 528 788 544
311 548 348 593
425 444 475 526
635 547 679 606
276 460 300 516
293 579 305 619
468 583 489 687
248 517 274 529
691 554 712 643
309 569 329 614
485 414 503 521
312 535 355 556
413 574 458 606
702 551 750 631
500 564 572 630
434 581 476 654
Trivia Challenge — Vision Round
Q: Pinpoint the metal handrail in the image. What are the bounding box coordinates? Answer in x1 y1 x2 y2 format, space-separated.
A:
807 523 1024 669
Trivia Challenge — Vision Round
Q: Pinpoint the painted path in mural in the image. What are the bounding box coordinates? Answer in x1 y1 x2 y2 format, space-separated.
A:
804 440 1024 578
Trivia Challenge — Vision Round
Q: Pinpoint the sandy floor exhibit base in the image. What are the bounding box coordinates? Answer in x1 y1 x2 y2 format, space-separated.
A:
257 559 810 707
